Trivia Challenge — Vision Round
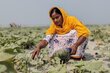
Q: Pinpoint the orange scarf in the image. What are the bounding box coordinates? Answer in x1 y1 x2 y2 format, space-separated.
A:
46 7 90 38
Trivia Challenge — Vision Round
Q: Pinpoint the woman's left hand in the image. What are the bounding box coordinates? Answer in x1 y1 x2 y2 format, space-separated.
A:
70 44 78 55
70 36 86 55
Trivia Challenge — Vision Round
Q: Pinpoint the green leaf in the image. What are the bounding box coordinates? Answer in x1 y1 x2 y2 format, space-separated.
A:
0 64 7 72
81 61 103 72
0 52 15 62
0 61 16 73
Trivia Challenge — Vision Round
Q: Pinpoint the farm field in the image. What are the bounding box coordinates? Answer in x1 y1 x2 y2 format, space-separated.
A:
0 25 110 73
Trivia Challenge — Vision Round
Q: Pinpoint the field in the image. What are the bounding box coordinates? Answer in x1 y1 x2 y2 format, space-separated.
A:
0 25 110 73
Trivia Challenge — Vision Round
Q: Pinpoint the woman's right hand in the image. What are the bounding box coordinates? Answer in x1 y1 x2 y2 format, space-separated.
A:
31 40 48 60
32 47 41 60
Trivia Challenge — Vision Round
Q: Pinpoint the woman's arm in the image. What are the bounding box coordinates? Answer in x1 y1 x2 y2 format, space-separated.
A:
69 16 90 54
32 40 48 59
36 40 48 49
32 34 53 59
70 36 86 54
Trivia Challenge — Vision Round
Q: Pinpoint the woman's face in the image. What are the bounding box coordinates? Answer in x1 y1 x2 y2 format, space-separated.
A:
51 12 63 26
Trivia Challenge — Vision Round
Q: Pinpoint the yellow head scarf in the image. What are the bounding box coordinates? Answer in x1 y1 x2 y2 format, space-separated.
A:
46 7 90 38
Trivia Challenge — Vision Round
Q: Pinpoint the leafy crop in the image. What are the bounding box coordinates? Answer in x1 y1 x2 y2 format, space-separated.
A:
0 25 110 73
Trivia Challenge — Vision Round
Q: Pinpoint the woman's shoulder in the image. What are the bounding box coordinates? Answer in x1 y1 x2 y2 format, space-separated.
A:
66 16 78 24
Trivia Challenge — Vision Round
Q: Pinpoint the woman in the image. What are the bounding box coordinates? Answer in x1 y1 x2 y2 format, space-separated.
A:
32 7 90 60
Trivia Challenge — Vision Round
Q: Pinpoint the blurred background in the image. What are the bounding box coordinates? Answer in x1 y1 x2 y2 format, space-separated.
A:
0 0 110 27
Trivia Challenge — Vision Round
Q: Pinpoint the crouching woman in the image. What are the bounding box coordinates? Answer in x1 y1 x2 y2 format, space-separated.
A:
32 7 90 61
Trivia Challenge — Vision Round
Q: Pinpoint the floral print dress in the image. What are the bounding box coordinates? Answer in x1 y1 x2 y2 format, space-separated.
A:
43 30 88 57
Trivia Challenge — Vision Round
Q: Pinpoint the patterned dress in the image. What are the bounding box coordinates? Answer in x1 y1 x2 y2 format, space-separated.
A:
43 30 88 57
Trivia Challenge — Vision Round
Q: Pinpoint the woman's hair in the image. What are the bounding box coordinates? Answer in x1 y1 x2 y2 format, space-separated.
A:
50 7 62 17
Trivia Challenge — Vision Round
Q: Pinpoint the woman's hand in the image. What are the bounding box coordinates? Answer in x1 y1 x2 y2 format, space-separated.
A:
70 44 78 55
31 40 48 60
70 36 86 55
32 47 41 60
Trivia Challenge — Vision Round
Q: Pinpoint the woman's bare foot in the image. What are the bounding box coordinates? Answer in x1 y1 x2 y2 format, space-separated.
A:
70 55 86 61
